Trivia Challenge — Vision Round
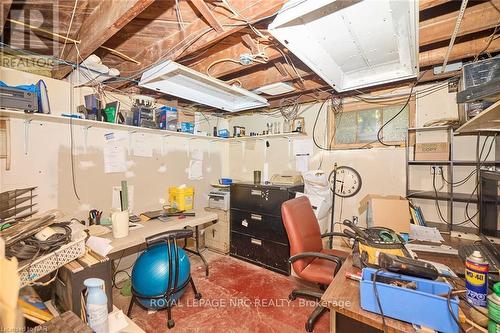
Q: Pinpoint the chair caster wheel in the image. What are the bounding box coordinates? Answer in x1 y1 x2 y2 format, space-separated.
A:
289 293 296 301
195 293 202 300
167 319 175 329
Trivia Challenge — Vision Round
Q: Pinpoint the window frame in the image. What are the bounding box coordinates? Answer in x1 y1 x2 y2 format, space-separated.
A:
327 97 416 150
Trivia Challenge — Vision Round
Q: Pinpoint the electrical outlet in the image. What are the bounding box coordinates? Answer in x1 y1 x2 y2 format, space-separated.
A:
430 166 442 175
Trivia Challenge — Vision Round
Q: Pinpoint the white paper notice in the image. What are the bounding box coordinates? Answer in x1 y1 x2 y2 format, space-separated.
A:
293 139 313 156
133 134 153 157
86 236 113 257
409 224 444 243
103 145 126 173
108 310 129 333
103 133 127 173
188 160 203 180
112 185 134 212
295 154 309 172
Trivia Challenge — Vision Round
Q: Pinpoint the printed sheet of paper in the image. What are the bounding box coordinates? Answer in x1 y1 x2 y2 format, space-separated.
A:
409 224 444 243
295 154 309 172
86 236 113 257
293 139 313 155
133 134 153 157
103 133 127 173
188 160 203 180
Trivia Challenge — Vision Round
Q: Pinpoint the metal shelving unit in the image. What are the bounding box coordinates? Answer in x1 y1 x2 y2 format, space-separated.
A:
405 126 499 231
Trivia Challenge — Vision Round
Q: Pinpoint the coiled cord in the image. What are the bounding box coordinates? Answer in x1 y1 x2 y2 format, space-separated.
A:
7 223 72 261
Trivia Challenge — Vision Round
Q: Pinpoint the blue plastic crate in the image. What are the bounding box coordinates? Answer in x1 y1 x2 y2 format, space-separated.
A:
360 268 459 333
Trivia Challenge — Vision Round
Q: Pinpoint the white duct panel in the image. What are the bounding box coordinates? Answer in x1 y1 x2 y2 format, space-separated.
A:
268 0 419 92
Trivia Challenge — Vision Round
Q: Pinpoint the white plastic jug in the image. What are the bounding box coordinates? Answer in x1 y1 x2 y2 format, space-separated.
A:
111 211 129 239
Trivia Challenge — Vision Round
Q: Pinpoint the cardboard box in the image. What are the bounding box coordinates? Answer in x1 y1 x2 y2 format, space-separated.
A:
358 194 411 233
414 142 449 161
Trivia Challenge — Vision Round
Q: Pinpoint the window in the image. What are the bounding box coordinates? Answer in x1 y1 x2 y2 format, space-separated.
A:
329 102 413 149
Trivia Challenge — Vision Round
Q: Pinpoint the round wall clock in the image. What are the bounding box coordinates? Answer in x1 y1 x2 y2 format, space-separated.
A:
329 166 362 198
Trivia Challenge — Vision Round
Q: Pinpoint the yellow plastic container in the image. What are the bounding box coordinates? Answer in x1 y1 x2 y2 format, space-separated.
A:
169 187 194 211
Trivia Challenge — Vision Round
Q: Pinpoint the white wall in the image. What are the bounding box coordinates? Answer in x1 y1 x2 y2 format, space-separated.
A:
0 67 228 219
228 86 488 230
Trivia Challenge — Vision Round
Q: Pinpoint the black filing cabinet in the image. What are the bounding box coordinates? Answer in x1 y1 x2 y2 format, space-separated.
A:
229 182 303 275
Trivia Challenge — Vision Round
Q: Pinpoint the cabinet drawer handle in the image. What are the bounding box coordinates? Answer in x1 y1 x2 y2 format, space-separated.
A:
251 190 262 196
251 214 262 221
251 238 262 246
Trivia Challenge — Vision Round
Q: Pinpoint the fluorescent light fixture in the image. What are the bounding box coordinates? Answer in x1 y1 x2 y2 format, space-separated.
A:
269 0 419 92
138 60 269 112
253 82 296 95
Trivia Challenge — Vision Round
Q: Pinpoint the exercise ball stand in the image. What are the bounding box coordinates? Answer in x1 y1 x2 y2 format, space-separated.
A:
127 229 202 329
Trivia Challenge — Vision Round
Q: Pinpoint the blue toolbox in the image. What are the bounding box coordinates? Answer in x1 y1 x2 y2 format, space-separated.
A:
360 267 459 333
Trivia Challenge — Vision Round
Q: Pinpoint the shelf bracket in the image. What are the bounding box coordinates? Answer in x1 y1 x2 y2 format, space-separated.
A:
82 125 92 154
23 119 32 155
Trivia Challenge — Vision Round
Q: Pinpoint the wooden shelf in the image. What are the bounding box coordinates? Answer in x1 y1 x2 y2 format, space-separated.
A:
0 109 305 142
455 99 500 134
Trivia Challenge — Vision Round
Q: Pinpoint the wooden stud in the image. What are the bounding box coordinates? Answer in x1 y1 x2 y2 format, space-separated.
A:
190 0 224 33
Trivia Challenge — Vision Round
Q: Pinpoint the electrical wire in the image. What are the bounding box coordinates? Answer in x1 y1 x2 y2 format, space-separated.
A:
59 0 79 58
372 269 388 333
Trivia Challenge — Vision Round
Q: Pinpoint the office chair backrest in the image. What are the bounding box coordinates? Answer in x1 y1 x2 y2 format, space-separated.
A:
281 196 323 273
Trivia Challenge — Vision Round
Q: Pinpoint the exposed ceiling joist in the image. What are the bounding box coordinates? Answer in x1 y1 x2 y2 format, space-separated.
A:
53 0 156 79
234 61 312 91
187 41 283 78
0 0 12 36
419 0 452 10
189 0 224 33
108 0 286 90
419 35 500 67
420 0 500 46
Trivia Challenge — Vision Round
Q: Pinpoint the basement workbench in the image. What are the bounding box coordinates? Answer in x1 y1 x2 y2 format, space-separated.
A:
321 236 482 333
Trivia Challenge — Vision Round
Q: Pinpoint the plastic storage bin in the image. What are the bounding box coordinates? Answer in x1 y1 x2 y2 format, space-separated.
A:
169 187 194 211
360 267 459 333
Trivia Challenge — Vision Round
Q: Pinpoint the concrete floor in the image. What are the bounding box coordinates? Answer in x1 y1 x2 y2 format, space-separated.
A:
113 250 329 333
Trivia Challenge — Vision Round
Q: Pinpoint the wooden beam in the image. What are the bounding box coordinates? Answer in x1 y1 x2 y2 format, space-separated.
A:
419 36 500 67
189 0 224 33
234 61 311 91
241 34 259 54
0 0 12 36
110 0 286 89
54 0 156 79
419 0 451 10
420 0 500 46
187 41 283 78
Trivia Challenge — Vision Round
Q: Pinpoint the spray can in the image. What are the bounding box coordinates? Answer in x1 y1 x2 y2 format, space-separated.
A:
466 250 489 307
488 283 500 333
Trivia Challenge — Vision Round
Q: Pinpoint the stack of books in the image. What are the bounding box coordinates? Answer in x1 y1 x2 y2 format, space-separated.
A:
409 201 427 226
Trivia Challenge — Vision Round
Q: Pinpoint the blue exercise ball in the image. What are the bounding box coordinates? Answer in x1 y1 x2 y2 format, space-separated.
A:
131 243 190 309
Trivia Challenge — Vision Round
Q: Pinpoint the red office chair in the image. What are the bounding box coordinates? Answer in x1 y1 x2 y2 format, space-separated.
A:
282 196 349 332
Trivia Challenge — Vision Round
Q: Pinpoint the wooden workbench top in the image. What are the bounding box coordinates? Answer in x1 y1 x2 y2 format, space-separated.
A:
320 236 478 333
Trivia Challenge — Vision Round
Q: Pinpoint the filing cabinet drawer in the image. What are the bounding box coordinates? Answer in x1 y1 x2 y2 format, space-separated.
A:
230 183 302 216
230 209 288 244
230 231 290 275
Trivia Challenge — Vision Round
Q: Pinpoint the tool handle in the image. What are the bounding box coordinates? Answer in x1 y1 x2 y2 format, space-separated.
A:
343 219 370 239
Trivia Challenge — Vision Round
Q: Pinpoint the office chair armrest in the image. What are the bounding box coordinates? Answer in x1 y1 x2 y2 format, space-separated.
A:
321 232 348 239
288 252 344 276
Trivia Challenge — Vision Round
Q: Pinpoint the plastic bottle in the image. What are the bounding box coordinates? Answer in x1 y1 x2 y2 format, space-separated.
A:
489 283 500 332
84 278 109 333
